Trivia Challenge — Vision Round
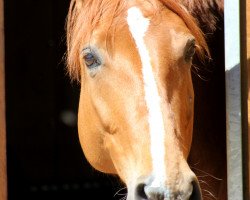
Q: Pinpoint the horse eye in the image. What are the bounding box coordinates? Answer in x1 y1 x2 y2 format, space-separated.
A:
184 38 196 62
84 53 96 67
82 48 101 69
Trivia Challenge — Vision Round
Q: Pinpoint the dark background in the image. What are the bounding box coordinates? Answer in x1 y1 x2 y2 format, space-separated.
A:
4 1 123 199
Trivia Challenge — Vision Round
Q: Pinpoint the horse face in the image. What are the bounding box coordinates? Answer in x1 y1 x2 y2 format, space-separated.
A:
76 2 201 200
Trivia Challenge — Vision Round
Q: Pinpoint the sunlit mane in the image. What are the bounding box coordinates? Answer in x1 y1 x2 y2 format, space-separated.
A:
66 0 209 81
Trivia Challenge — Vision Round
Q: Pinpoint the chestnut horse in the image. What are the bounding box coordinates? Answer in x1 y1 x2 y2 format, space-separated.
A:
66 0 226 199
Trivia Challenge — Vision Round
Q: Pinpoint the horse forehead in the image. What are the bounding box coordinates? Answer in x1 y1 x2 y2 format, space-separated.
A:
126 6 188 39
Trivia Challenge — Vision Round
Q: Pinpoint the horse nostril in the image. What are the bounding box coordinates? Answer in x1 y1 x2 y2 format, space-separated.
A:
136 183 148 199
190 181 202 200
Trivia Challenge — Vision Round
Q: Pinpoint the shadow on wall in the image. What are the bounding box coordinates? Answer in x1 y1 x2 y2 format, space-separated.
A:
225 58 250 199
225 63 242 199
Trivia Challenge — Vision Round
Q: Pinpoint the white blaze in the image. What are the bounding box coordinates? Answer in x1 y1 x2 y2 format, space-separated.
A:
127 7 166 186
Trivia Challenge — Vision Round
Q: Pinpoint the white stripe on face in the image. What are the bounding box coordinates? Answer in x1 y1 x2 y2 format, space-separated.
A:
127 7 166 186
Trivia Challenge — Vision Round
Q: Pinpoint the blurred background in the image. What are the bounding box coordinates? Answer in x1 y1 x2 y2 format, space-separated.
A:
4 0 123 199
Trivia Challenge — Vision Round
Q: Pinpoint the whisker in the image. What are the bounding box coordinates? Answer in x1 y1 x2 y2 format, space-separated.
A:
119 194 127 200
191 64 210 81
114 186 127 197
191 166 222 181
116 193 128 196
197 175 218 180
198 179 210 187
202 189 217 200
192 161 201 166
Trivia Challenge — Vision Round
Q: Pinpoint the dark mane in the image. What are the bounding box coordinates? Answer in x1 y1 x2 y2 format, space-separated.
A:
66 0 210 81
179 0 224 32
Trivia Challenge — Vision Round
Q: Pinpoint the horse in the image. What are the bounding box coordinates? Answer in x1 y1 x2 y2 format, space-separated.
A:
66 0 226 199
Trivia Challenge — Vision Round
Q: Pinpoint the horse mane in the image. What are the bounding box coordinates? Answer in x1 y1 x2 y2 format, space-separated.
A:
179 0 224 32
66 0 126 81
66 0 210 81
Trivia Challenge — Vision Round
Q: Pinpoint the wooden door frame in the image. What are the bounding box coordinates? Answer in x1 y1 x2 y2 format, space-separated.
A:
0 0 7 199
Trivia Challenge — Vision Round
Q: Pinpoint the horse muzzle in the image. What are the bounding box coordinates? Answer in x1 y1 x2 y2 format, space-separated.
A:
130 177 202 200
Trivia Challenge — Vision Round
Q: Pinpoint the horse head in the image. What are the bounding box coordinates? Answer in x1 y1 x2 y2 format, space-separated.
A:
67 0 209 199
